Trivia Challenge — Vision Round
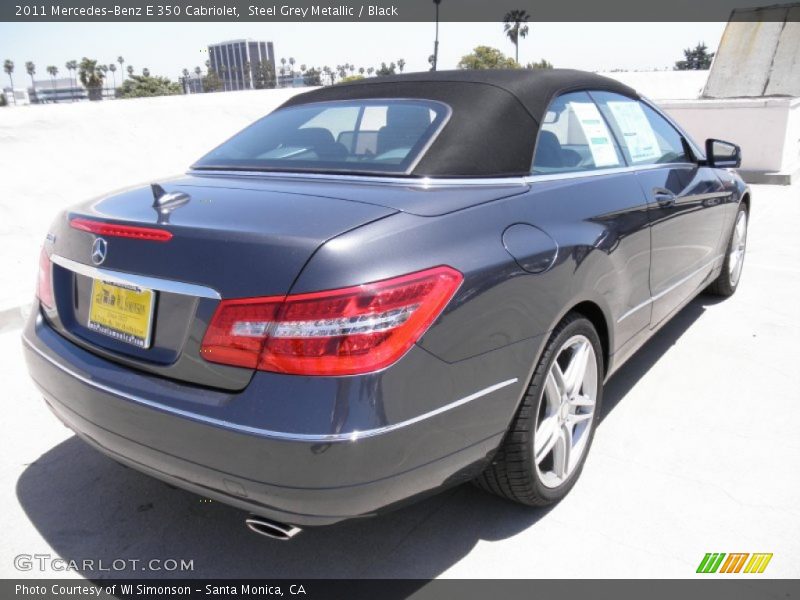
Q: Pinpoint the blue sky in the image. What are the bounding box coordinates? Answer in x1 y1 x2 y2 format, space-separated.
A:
0 22 726 82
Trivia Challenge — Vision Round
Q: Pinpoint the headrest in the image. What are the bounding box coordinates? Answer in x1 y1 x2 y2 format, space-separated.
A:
385 105 431 130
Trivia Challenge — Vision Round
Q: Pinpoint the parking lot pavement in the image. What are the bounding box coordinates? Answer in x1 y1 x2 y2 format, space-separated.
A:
2 183 798 580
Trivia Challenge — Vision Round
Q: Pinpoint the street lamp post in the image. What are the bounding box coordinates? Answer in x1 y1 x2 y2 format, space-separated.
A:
432 0 441 71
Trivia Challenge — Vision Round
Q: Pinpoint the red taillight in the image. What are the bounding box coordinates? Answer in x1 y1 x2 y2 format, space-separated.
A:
70 217 172 242
200 266 463 376
37 248 55 310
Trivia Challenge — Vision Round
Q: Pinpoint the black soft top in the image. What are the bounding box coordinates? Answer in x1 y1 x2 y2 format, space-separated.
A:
280 69 639 178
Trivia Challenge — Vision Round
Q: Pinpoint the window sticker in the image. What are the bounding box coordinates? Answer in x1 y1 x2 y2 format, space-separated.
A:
607 101 661 163
569 102 620 167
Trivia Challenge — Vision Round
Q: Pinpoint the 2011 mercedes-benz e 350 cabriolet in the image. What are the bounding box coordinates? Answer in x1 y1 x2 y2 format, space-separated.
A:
23 70 749 540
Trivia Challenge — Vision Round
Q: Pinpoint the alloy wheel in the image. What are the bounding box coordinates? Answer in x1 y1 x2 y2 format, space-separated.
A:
728 210 747 287
534 334 598 488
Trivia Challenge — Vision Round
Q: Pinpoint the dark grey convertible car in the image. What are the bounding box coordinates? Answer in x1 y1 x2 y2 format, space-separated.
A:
23 70 749 539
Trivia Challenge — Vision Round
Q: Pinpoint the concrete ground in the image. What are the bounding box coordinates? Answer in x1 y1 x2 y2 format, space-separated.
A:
0 181 797 579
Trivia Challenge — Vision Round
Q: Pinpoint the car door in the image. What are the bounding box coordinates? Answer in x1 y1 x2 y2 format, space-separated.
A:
591 92 728 326
527 91 653 350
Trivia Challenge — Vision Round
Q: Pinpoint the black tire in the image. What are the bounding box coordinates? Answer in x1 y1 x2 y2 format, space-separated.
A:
475 313 604 506
707 203 748 297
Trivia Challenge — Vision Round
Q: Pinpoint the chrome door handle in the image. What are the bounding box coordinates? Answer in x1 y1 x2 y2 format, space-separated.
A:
653 187 677 207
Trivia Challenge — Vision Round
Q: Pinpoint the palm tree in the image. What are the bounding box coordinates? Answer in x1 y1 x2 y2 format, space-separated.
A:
142 68 150 78
3 60 14 104
219 65 227 90
503 9 530 64
359 67 365 76
65 60 78 101
25 61 36 101
126 65 134 77
46 65 58 102
78 57 105 100
367 67 374 77
99 64 108 97
289 57 295 73
279 58 287 86
108 63 117 93
117 56 125 81
194 66 203 92
300 64 307 73
397 59 406 72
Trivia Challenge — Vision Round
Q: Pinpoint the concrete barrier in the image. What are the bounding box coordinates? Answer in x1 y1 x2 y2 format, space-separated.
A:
660 97 800 184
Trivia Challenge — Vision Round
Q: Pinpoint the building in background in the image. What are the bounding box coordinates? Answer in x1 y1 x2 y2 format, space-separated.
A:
29 77 87 103
276 71 305 88
208 39 275 91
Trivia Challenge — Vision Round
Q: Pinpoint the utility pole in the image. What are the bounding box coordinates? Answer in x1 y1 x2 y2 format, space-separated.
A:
432 0 441 71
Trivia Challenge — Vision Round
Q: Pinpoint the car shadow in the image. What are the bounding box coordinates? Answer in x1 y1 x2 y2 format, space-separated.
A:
15 296 710 580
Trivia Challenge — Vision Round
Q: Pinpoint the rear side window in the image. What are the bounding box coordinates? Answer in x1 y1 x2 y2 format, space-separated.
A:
591 91 691 166
532 91 624 175
193 99 450 175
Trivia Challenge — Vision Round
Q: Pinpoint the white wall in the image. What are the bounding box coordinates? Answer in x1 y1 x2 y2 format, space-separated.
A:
658 97 800 180
599 70 709 101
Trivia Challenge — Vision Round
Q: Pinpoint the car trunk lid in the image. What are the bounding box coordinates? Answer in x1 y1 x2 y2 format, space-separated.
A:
43 181 396 390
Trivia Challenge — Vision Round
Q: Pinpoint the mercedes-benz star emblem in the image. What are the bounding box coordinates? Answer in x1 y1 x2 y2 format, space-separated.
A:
91 238 108 265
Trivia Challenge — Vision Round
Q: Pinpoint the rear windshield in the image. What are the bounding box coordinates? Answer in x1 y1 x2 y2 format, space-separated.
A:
192 99 450 175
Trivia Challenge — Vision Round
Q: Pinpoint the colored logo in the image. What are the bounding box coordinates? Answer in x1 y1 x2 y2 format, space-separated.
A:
696 553 773 574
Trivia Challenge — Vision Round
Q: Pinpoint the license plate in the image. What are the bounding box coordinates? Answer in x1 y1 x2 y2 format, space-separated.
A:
88 279 155 348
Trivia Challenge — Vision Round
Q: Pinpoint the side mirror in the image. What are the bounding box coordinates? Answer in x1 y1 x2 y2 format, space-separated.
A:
705 138 741 169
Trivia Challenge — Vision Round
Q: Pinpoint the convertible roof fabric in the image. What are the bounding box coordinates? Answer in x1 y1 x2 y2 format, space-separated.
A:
280 69 639 177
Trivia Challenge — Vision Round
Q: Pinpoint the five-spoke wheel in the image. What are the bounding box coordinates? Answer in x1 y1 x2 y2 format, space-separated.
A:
475 313 603 506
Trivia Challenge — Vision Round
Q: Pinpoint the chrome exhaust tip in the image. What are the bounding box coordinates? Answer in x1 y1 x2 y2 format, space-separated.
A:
245 516 302 540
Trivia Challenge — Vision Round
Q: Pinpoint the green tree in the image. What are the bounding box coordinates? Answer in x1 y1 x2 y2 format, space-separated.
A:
181 68 190 93
375 62 396 76
303 67 322 86
25 61 36 94
458 46 519 70
78 57 105 100
503 9 530 64
202 68 222 93
675 42 714 70
99 64 108 96
339 74 365 83
4 59 15 103
116 73 181 99
252 60 276 89
526 58 553 69
397 58 406 72
46 65 58 101
65 60 77 101
108 63 117 93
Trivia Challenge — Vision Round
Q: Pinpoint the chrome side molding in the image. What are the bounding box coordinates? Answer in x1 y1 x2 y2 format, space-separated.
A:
617 254 723 323
22 332 517 443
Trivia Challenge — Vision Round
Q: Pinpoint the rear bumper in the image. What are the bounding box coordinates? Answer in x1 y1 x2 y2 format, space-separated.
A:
23 311 533 527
